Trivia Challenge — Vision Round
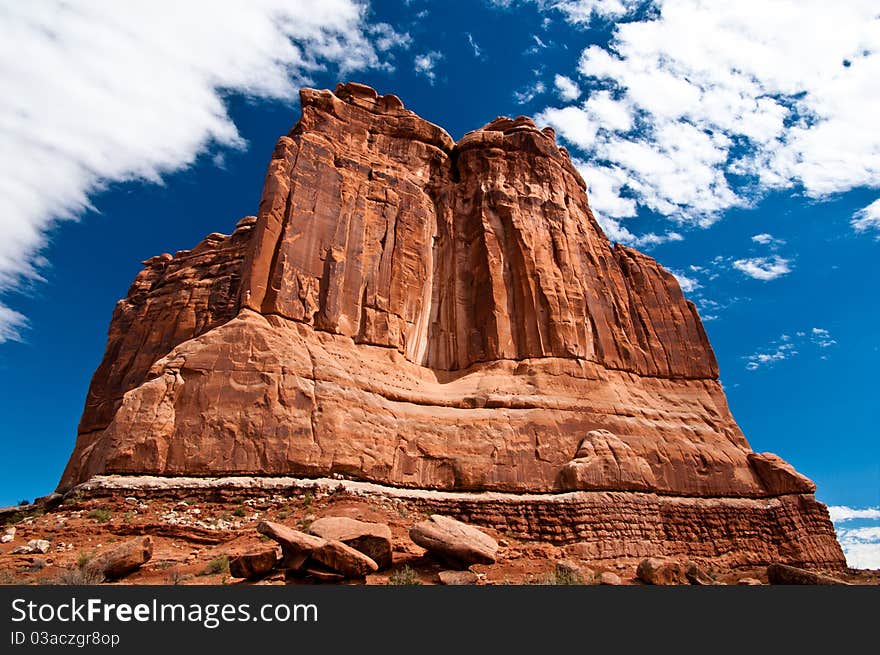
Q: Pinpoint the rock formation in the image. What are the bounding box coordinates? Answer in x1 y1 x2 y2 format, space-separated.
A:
58 82 844 567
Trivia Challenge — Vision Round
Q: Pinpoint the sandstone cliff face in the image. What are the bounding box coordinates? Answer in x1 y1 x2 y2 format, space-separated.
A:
59 83 819 509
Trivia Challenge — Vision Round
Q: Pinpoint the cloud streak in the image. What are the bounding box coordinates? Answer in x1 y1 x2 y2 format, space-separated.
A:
0 0 405 342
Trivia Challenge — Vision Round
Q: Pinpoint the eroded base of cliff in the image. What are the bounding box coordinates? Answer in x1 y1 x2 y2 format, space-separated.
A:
0 474 846 586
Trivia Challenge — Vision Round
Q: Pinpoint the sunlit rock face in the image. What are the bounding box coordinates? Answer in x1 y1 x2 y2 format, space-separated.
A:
58 82 843 568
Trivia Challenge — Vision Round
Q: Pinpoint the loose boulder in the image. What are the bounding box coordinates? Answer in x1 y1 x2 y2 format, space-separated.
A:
410 515 498 567
685 561 716 586
438 570 479 585
767 563 849 585
311 540 378 578
636 558 688 585
229 548 279 579
598 572 623 585
85 536 152 580
309 517 392 569
257 521 323 570
12 539 51 555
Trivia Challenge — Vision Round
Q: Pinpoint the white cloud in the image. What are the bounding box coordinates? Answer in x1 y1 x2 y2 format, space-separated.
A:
836 527 880 570
829 506 880 522
573 159 684 248
414 50 443 83
554 74 582 102
744 342 797 371
733 255 792 281
669 269 700 293
0 0 407 343
830 508 880 569
538 106 599 150
369 22 412 52
811 327 837 348
0 305 28 344
513 80 547 104
531 0 880 238
751 233 784 246
547 0 642 24
852 198 880 234
743 327 836 370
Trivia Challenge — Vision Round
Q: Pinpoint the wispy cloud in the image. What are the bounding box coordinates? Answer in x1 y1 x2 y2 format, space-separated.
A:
732 255 792 281
525 34 549 55
744 327 836 371
0 0 408 343
414 50 443 83
751 233 784 247
810 327 836 348
465 32 483 59
513 80 546 104
852 198 880 236
370 22 412 52
0 305 28 344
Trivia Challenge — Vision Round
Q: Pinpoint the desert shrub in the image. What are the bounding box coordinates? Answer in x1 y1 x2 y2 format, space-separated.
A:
87 508 111 523
387 565 421 585
55 566 104 585
199 556 229 576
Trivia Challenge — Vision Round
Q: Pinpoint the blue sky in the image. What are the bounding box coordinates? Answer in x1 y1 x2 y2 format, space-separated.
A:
0 1 877 565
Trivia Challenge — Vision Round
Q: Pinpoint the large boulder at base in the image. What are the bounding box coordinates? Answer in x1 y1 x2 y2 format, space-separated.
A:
598 572 623 586
86 536 152 580
257 521 323 570
767 563 849 585
258 520 377 578
311 540 378 578
229 548 279 579
309 517 392 569
636 558 688 585
438 570 479 585
685 561 716 586
410 515 498 567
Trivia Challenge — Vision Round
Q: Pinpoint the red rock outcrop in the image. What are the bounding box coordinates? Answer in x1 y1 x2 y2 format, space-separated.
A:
58 82 843 567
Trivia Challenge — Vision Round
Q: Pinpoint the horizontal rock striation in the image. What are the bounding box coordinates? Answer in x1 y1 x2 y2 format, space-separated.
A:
58 83 844 567
70 475 845 569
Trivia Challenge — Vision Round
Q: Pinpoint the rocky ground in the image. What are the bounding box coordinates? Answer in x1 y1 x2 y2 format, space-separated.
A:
1 483 876 586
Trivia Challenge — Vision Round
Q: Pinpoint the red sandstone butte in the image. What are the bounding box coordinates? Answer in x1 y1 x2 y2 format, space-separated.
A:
58 82 844 567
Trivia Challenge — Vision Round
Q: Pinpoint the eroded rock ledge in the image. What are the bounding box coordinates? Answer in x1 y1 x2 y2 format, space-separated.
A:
70 475 844 568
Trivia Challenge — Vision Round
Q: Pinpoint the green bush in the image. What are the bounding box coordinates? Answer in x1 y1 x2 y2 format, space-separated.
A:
387 565 421 585
200 556 230 576
87 508 112 523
